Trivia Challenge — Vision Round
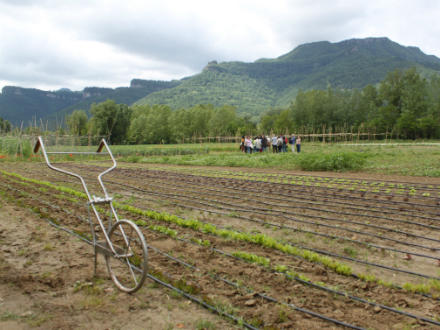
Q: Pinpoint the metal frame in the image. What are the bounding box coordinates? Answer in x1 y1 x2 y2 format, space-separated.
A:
34 136 147 292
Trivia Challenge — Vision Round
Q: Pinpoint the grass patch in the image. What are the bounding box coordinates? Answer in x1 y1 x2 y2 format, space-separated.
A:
298 151 368 171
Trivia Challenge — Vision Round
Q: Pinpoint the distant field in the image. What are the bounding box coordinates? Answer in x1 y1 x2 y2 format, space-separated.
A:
1 137 440 177
115 141 440 177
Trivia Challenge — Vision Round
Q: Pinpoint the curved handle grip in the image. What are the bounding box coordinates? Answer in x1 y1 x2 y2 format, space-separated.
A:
34 138 41 153
97 140 105 153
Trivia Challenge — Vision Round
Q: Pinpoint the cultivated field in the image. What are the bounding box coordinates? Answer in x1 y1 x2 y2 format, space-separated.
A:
1 157 440 329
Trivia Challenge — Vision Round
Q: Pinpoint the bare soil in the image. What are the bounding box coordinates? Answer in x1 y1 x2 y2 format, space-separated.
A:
1 161 440 329
0 202 237 330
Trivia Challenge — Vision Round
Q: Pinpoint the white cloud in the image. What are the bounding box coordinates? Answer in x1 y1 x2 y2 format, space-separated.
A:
0 0 439 91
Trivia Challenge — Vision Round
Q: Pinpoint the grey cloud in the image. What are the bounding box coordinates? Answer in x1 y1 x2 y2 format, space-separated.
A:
0 0 439 91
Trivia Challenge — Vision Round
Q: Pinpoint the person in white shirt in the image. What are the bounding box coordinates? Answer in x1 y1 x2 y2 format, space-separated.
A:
245 136 253 154
254 137 262 152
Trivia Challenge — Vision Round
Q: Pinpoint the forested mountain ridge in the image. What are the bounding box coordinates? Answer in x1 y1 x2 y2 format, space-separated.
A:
136 37 440 118
0 79 180 126
1 37 440 126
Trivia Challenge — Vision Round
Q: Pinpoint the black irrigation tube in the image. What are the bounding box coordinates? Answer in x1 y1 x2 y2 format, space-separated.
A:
133 172 440 228
202 238 440 328
8 174 436 282
101 178 440 262
124 168 440 218
0 182 363 329
5 173 440 285
26 168 433 282
0 183 260 329
196 168 440 197
18 177 440 307
13 178 440 282
110 181 440 256
67 164 440 219
5 180 440 328
144 274 259 330
171 238 365 330
154 234 365 329
109 178 440 281
182 204 440 281
163 169 440 212
128 175 440 233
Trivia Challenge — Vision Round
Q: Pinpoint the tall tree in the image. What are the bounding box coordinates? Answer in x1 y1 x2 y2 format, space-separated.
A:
0 117 11 133
128 105 171 144
88 100 131 144
66 110 88 135
208 105 240 136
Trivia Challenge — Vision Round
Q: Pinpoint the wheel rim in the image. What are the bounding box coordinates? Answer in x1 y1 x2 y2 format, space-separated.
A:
106 220 148 293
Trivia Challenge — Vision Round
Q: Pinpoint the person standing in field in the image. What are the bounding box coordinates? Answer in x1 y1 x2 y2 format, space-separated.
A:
261 134 267 152
277 136 283 153
254 136 262 153
290 134 296 153
271 135 278 153
284 135 289 152
296 136 301 153
240 135 245 152
245 136 253 154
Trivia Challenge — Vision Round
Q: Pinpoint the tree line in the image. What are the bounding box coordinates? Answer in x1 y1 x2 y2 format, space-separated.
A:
45 67 440 143
66 103 256 144
261 68 440 139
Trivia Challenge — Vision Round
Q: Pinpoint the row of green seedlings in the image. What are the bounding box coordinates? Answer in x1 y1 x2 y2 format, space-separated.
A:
2 169 440 297
220 173 438 197
129 219 440 326
155 166 439 198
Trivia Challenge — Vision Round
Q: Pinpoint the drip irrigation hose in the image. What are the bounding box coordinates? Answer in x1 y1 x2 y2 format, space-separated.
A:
3 181 440 328
206 240 440 328
67 164 440 218
109 181 440 256
72 175 439 263
165 182 440 240
134 173 440 229
0 182 364 329
153 236 365 329
171 169 440 211
190 168 440 200
3 177 438 283
144 274 259 330
0 184 259 329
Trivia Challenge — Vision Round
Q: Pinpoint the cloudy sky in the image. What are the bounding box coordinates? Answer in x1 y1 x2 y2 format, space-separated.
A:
1 0 439 91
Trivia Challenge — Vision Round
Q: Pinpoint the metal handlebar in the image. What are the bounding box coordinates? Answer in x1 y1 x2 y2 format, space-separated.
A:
33 136 117 202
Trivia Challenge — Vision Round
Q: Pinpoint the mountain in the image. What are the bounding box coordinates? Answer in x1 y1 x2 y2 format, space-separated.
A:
136 37 440 118
0 79 180 127
1 37 440 126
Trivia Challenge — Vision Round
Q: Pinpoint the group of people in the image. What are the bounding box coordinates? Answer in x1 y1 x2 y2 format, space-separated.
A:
240 134 301 154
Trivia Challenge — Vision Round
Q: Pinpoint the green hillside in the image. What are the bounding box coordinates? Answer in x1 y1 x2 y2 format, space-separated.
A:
1 37 440 126
45 80 180 127
136 37 440 116
136 70 276 119
0 87 83 126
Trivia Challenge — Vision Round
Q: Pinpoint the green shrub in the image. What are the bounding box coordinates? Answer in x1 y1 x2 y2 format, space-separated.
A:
298 151 368 171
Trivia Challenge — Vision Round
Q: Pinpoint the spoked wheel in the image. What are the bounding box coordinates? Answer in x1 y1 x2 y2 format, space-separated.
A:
105 219 148 293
